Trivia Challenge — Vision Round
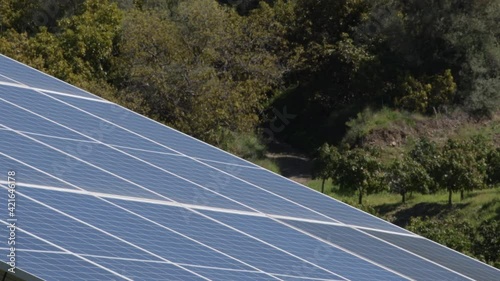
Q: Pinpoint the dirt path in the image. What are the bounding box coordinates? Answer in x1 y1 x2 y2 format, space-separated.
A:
265 142 312 184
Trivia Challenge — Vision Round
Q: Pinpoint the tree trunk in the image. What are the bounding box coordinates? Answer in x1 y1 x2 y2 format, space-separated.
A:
460 189 464 201
448 189 453 207
402 192 406 203
321 178 325 194
358 192 363 205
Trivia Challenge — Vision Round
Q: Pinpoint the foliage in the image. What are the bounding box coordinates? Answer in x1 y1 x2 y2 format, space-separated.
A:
219 131 266 160
395 74 432 113
433 138 486 206
311 143 340 193
116 0 293 144
395 70 457 113
343 107 418 145
407 217 476 255
473 219 500 264
408 216 500 266
387 156 432 203
486 148 500 186
334 147 386 204
0 0 121 97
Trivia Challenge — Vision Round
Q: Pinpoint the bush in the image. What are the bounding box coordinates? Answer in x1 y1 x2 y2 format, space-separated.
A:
219 131 266 160
474 219 500 264
407 217 476 255
344 107 416 145
486 148 500 186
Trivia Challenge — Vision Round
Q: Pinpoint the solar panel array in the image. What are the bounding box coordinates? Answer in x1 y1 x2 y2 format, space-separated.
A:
0 54 499 281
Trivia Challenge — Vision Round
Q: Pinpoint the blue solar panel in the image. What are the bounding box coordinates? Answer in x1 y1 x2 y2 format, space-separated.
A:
0 87 177 152
0 131 165 199
1 54 499 280
87 258 208 281
282 220 471 280
205 161 411 233
185 267 277 281
0 154 78 190
365 230 500 281
20 187 250 270
107 199 339 279
15 251 124 281
7 189 155 260
0 93 88 140
200 210 407 281
50 94 256 167
0 222 59 252
0 56 99 100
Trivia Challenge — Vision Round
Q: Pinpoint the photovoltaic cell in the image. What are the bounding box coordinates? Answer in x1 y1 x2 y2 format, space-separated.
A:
200 210 407 281
1 54 499 280
0 154 79 190
27 135 251 211
0 87 176 153
12 191 156 260
204 161 411 234
119 148 330 220
108 199 339 279
0 55 99 99
51 94 256 167
14 251 124 281
185 267 277 281
0 130 167 200
0 221 59 252
282 220 471 281
86 258 206 281
365 230 500 281
0 95 87 141
20 188 251 270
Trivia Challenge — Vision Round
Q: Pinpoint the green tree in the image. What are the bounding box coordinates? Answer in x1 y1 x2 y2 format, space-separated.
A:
409 138 440 191
434 138 485 206
311 143 340 194
395 74 432 113
486 148 500 186
117 0 291 144
0 0 121 100
388 156 432 203
334 147 385 205
363 0 499 116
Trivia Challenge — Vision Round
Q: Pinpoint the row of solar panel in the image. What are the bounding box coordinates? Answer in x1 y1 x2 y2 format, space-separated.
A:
2 186 493 281
2 55 500 281
0 84 408 233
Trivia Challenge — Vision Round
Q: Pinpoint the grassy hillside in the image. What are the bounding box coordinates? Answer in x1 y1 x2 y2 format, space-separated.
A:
302 107 500 268
307 178 500 267
309 180 500 226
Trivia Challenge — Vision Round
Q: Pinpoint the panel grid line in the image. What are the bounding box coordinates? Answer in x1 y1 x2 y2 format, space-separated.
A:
1 87 404 237
0 125 406 279
333 225 478 280
1 55 497 281
0 248 344 281
0 179 420 237
1 187 215 281
0 218 132 281
0 80 110 103
0 107 419 279
0 152 349 280
0 127 264 169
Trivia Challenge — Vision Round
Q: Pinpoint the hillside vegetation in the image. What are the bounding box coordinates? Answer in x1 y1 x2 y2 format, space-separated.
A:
1 0 499 269
306 108 500 268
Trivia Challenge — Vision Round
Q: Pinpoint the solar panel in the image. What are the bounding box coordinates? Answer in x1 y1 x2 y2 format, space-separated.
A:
0 54 499 280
